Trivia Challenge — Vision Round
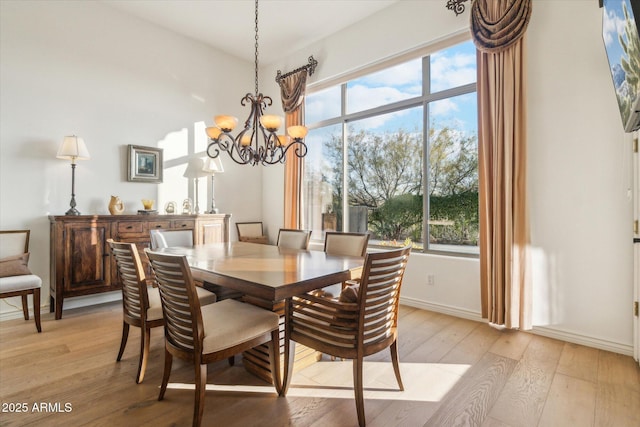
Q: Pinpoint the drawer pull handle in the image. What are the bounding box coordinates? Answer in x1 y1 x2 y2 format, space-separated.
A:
126 226 133 229
180 224 187 228
155 225 162 228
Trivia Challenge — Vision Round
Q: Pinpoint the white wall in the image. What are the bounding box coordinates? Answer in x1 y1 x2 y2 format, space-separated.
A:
0 1 262 314
1 0 634 354
262 0 634 353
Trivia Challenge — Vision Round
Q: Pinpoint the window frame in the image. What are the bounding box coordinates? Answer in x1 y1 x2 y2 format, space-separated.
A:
304 36 479 258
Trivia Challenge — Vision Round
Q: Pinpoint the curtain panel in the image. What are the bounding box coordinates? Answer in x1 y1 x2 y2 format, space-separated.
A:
279 70 308 229
473 0 532 329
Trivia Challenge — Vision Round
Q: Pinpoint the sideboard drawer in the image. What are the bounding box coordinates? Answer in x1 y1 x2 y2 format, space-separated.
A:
148 220 172 230
118 221 145 234
172 220 195 229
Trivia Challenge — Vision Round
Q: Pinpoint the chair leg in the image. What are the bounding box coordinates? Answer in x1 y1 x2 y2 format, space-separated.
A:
21 294 29 320
116 322 130 361
158 348 173 401
353 358 366 427
282 337 295 396
33 288 41 333
136 327 151 384
193 363 207 427
390 340 404 391
268 330 283 396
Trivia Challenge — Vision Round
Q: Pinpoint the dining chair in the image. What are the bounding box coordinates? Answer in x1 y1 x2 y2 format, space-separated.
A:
145 250 283 427
283 245 411 427
150 227 242 302
0 230 42 332
149 229 194 249
107 239 217 384
236 221 268 244
321 231 370 297
276 228 312 250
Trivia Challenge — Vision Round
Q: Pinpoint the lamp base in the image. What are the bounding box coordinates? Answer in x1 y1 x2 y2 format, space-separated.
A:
65 207 81 215
207 208 220 214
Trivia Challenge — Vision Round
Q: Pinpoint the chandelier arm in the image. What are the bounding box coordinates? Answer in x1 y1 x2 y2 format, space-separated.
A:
283 140 308 159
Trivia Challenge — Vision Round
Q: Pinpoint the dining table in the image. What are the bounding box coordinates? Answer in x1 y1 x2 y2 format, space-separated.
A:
151 240 365 381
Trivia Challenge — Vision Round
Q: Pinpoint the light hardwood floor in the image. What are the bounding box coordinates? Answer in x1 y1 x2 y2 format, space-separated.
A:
0 302 638 427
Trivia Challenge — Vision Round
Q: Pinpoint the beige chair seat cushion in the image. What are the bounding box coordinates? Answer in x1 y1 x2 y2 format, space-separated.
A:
201 299 280 354
0 274 42 293
147 286 217 321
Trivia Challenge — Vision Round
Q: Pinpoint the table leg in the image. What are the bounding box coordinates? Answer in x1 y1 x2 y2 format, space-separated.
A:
241 295 318 384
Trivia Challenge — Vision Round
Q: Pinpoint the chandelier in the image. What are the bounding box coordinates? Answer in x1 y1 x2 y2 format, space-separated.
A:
205 0 308 166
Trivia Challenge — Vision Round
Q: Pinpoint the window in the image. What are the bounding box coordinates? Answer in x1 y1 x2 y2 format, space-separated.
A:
303 39 478 255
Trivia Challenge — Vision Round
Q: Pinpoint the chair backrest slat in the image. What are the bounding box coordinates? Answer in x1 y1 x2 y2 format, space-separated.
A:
108 240 148 321
146 251 203 353
358 246 410 345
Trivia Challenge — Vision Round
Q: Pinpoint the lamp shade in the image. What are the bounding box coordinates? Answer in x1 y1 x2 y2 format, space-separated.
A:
214 115 239 132
205 127 223 140
57 136 90 161
259 115 282 131
183 157 209 178
287 125 308 139
202 157 224 175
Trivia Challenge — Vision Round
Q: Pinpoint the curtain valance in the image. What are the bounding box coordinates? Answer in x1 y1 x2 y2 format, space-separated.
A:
471 0 532 53
278 70 308 113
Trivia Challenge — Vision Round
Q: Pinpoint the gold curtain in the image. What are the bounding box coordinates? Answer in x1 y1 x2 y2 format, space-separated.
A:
473 0 532 329
279 70 308 229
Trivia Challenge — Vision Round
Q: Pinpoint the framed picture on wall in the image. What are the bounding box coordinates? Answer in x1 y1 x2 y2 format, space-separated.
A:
127 145 163 183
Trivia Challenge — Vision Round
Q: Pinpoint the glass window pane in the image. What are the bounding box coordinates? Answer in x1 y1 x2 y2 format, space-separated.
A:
427 92 478 253
346 58 422 114
430 40 477 93
306 85 341 124
347 107 423 248
303 124 343 241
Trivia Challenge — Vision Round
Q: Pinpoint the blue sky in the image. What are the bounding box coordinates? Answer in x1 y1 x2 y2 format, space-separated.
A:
602 0 635 73
306 40 478 137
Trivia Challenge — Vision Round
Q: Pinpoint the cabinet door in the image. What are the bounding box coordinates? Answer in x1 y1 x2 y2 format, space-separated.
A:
199 221 224 244
64 221 112 293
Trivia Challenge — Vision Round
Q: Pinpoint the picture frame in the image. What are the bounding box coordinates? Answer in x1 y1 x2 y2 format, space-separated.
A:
127 145 163 183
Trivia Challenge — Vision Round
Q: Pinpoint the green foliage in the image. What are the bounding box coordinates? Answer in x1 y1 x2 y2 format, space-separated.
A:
429 191 479 245
320 122 478 247
370 194 423 241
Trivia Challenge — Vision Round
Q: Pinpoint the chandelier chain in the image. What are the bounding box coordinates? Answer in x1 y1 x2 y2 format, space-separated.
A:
254 0 259 96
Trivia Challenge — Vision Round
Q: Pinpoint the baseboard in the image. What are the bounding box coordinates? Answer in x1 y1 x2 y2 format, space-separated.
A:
401 296 484 322
0 292 121 322
400 296 634 356
530 326 633 356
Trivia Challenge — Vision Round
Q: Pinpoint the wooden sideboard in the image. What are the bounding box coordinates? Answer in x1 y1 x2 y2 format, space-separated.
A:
49 213 230 319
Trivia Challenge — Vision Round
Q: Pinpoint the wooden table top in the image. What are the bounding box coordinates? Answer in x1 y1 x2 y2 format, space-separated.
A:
152 241 364 302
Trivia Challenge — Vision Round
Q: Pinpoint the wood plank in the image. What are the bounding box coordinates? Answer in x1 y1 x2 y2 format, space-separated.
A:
423 352 518 427
487 335 564 427
556 342 599 383
537 373 597 427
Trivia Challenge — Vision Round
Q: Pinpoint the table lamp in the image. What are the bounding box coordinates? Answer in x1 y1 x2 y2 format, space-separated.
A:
202 157 224 214
183 158 208 214
57 135 90 215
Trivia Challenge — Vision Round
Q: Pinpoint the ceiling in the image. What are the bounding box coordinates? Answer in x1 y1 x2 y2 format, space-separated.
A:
102 0 399 66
